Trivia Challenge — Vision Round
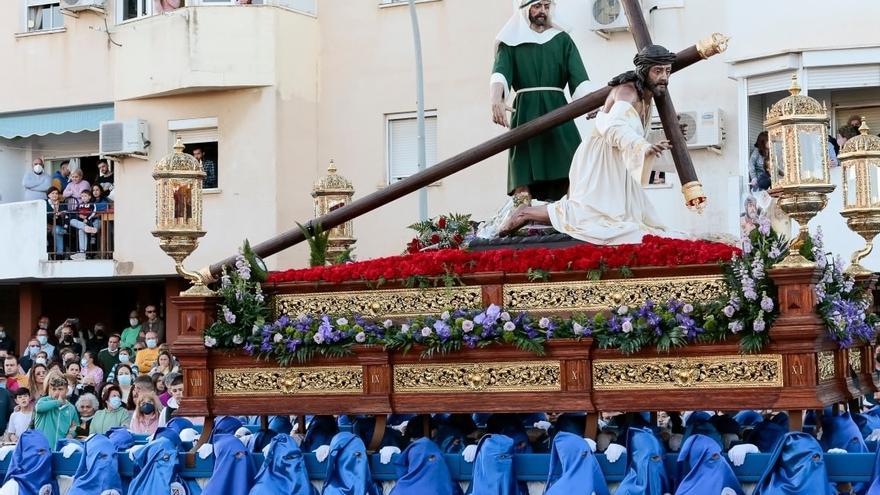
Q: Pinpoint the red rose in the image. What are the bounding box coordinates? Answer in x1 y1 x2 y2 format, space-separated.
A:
430 234 441 244
452 233 464 245
437 217 447 229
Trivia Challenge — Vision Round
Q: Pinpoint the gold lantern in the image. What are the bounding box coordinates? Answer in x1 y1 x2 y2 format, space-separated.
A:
839 119 880 274
152 138 213 296
312 160 356 260
764 74 835 266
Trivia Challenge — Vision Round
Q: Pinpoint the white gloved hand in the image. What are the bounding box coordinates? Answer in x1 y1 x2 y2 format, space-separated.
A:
197 443 214 460
462 444 478 463
827 448 847 454
604 443 626 463
533 421 552 431
127 444 145 462
0 445 16 461
290 433 304 446
379 446 401 464
60 443 82 459
728 443 759 466
867 429 880 442
235 427 252 438
313 445 331 463
262 443 272 457
390 421 409 434
583 437 597 452
179 428 200 443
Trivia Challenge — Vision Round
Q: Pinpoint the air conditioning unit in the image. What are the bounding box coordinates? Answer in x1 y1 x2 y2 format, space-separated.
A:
590 0 631 33
60 0 105 12
650 109 725 151
100 119 150 157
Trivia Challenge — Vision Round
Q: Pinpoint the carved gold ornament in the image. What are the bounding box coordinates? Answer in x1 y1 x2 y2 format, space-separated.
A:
849 348 862 373
503 275 726 313
817 352 836 381
592 354 783 390
696 33 730 59
393 361 561 393
275 286 483 319
213 366 363 396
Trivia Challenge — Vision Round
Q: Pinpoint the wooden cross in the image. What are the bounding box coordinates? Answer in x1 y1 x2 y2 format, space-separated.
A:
621 0 708 211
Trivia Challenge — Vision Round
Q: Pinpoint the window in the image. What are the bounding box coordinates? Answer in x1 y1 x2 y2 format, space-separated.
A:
117 0 152 22
170 118 220 190
25 0 63 32
386 112 437 183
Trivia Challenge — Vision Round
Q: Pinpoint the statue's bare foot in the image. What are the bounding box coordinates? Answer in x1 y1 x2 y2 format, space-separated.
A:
498 205 528 237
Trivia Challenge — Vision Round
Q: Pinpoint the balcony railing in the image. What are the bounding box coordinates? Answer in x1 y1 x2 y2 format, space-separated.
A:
47 209 115 261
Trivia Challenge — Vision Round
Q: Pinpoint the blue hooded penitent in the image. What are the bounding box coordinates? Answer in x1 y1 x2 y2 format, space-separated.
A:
107 427 135 451
2 429 58 495
752 432 835 495
202 434 255 495
269 415 294 435
390 437 462 495
734 410 764 429
211 415 245 442
250 434 317 495
67 434 124 495
819 411 868 453
615 427 673 495
128 429 189 495
466 434 522 495
544 432 609 495
745 417 788 453
321 432 381 495
302 415 340 453
675 434 743 495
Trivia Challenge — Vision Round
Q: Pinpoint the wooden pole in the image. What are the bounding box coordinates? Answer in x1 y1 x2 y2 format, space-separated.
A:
207 39 726 278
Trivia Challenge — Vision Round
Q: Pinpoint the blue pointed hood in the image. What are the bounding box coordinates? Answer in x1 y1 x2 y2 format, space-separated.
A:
390 437 462 495
269 416 293 435
251 434 317 495
466 434 520 495
615 427 672 495
734 410 764 429
211 416 245 443
202 434 255 495
302 415 339 452
3 429 58 495
675 434 743 495
67 434 124 495
544 432 609 495
107 427 135 451
819 411 868 453
128 432 188 495
321 432 381 495
166 417 196 435
752 432 835 495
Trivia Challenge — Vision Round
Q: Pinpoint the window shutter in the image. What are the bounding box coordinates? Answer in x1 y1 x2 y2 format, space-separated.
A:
809 65 880 90
174 128 219 145
747 72 792 96
389 116 437 182
835 106 880 135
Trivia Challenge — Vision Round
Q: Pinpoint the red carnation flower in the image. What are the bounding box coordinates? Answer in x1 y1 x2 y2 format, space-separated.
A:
430 234 441 244
437 217 447 229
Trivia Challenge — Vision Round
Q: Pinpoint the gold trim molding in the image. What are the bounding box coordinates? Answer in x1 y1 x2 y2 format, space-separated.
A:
592 354 783 390
214 366 363 396
275 286 483 319
817 352 836 381
504 275 726 313
849 348 863 373
394 361 561 393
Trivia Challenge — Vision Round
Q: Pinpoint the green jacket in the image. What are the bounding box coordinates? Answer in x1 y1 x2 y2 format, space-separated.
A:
120 325 142 350
89 407 131 435
34 397 79 447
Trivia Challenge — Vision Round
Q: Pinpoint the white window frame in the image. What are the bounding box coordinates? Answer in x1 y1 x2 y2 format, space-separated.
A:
116 0 153 24
385 110 438 185
379 0 441 7
169 117 221 192
22 0 64 33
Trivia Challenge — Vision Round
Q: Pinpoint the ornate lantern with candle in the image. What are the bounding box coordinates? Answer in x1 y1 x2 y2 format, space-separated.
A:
152 138 213 296
839 119 880 274
312 160 356 260
764 74 835 266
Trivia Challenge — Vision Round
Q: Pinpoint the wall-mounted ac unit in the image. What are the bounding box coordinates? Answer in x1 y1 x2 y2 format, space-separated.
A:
60 0 105 12
100 120 150 157
590 0 631 33
650 109 725 150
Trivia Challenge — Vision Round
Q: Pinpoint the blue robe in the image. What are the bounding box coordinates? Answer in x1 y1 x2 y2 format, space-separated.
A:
544 432 609 495
864 438 880 494
734 410 764 429
203 434 255 495
819 412 868 453
321 432 381 495
107 427 135 451
675 434 743 495
2 429 58 495
302 415 340 453
752 432 835 495
390 437 462 495
211 416 245 442
615 427 673 495
434 414 476 454
269 416 294 435
128 431 189 495
466 434 522 495
67 434 124 495
250 434 317 495
746 418 788 453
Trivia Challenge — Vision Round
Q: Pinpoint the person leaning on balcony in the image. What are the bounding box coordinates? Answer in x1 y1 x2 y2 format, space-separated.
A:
22 158 51 201
153 0 180 13
69 189 100 260
51 160 71 192
91 184 110 211
46 187 68 256
62 168 90 207
120 311 143 350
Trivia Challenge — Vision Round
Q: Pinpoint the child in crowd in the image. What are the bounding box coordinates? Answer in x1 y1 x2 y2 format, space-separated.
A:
4 388 32 442
34 373 79 447
68 189 100 260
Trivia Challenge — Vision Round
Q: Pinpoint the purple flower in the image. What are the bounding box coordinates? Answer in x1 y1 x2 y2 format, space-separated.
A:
313 333 325 344
355 332 366 343
204 336 217 348
760 295 774 312
243 342 254 355
728 320 743 333
503 322 516 332
462 320 474 333
223 306 236 325
621 319 633 333
421 327 433 338
753 315 766 333
682 304 694 314
538 317 551 329
758 216 771 235
723 305 736 318
234 254 251 281
741 238 752 255
433 320 451 341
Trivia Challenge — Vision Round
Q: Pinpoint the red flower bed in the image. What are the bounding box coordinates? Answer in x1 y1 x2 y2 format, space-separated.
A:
268 236 739 284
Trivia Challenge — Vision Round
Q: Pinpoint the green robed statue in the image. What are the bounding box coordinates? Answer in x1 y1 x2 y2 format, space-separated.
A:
490 0 589 205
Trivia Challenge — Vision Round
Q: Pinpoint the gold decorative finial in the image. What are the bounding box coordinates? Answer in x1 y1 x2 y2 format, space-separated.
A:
788 74 801 96
696 33 730 59
859 117 870 135
328 159 337 175
173 136 185 153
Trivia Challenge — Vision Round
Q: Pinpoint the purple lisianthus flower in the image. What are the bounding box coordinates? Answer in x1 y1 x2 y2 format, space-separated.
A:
421 327 433 337
243 342 254 355
682 304 694 314
723 305 736 318
313 333 325 344
503 321 516 332
538 317 551 329
485 304 502 322
753 316 766 333
462 320 474 333
728 320 743 334
222 306 236 325
621 319 633 333
355 332 366 343
204 336 217 348
760 295 774 312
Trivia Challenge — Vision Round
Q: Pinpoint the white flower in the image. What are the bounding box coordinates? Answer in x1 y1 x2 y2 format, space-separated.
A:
538 317 550 329
336 317 349 326
617 306 629 315
313 333 325 344
252 324 260 335
573 322 585 336
401 324 410 334
441 311 450 321
682 304 694 314
232 334 244 345
355 332 366 343
500 312 511 322
421 327 432 337
621 320 633 333
273 333 283 343
503 322 516 332
462 320 474 333
204 336 217 348
383 319 394 329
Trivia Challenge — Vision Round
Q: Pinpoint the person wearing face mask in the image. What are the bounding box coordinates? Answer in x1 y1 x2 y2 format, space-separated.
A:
74 393 99 437
121 310 142 350
107 349 138 386
135 331 161 370
129 392 161 435
35 328 55 360
19 339 41 374
89 385 131 435
80 351 103 390
113 364 134 403
22 158 52 201
97 333 122 375
86 322 108 354
58 323 83 356
0 325 15 354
